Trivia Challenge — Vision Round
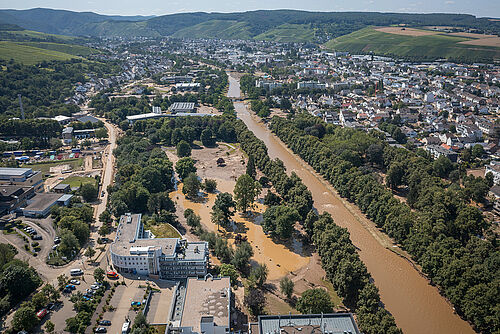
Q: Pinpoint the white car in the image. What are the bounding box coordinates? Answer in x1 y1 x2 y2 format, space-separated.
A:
69 279 80 285
90 284 100 290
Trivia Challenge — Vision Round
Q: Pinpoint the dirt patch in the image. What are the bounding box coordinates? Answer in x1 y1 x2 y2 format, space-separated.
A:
459 37 500 47
448 32 497 39
375 27 439 36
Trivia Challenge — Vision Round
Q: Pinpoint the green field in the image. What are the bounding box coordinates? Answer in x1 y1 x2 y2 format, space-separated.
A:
17 42 97 56
4 29 76 42
59 175 97 188
0 41 81 64
255 23 316 43
148 223 181 238
172 20 252 40
324 27 500 62
23 158 84 174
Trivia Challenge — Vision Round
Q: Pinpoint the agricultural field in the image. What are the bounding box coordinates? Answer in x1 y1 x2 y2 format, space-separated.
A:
16 42 97 56
0 40 80 64
324 26 500 62
255 23 316 43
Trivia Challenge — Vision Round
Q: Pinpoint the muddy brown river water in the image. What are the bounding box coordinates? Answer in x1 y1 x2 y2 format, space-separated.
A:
227 73 475 334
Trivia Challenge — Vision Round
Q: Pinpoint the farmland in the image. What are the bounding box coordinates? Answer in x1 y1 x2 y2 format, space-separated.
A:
324 27 500 62
0 41 81 64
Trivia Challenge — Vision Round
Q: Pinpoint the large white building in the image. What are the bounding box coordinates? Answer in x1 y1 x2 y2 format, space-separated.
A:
110 213 208 279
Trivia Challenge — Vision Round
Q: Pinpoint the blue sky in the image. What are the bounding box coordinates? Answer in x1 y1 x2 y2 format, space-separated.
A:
1 0 499 18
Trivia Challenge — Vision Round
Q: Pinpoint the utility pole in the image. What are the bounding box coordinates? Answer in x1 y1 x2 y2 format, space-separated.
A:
18 94 25 120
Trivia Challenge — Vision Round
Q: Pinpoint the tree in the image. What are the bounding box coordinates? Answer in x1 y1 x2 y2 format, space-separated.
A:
203 179 217 193
244 287 266 316
58 229 79 257
182 173 201 199
175 157 196 180
280 277 294 299
0 262 40 300
296 288 333 314
201 128 215 147
231 241 254 272
0 243 16 267
219 263 239 286
250 263 268 288
95 127 108 139
94 268 105 282
454 206 488 243
366 143 384 166
386 162 405 189
57 274 68 290
472 144 485 159
12 304 38 331
184 209 201 230
211 192 236 228
246 155 256 179
31 292 48 310
234 174 261 213
99 224 110 236
262 205 300 239
433 155 453 178
45 320 55 333
176 140 191 157
99 210 112 224
85 246 96 259
80 183 98 202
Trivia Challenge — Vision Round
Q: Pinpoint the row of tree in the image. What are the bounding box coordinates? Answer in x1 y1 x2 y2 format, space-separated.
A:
270 113 499 333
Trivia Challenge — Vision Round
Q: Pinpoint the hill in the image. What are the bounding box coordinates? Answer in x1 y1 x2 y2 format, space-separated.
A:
324 27 500 62
0 41 81 64
1 8 499 42
172 20 252 40
254 23 316 43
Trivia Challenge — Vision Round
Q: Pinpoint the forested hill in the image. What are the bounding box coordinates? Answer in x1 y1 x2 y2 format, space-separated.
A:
1 8 499 41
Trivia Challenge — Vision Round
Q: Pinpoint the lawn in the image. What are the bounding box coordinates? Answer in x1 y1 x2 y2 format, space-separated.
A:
23 158 84 175
148 223 181 238
60 175 97 188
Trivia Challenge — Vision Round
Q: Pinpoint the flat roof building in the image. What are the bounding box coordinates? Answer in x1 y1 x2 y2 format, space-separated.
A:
110 214 208 279
22 193 72 218
0 167 43 192
250 314 361 334
170 102 196 114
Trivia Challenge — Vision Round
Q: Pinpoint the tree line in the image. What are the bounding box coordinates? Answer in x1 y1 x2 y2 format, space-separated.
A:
270 113 499 333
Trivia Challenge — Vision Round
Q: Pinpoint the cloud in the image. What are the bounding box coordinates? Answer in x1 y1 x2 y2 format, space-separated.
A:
445 0 455 3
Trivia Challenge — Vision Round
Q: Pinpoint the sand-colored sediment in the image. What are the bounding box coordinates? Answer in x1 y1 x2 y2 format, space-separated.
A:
375 27 439 36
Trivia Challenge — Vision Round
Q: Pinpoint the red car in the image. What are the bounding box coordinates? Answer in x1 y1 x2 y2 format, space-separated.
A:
36 308 48 320
107 271 119 279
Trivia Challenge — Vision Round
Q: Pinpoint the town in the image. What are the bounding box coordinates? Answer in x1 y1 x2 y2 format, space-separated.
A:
0 7 498 334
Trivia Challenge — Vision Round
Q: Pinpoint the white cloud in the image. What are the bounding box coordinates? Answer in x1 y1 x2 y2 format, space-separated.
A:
445 0 455 3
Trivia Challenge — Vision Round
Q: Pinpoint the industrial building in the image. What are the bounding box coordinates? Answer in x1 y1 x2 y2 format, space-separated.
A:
110 213 209 279
249 314 361 334
0 167 44 192
169 102 196 113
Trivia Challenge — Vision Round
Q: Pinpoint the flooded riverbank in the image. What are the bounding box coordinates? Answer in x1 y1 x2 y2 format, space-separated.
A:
226 72 475 334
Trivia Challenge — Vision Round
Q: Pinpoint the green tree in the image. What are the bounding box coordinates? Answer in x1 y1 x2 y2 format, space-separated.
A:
250 263 268 287
94 268 105 282
0 262 40 300
244 287 266 316
203 179 217 193
262 205 300 239
231 241 254 272
246 155 256 179
176 140 191 157
99 210 112 224
80 183 98 202
182 173 201 199
85 246 95 259
280 277 294 299
95 127 108 139
12 304 38 331
57 274 68 290
201 128 215 147
433 155 453 178
472 144 485 159
296 288 333 314
184 209 201 229
175 157 197 180
234 174 261 213
386 162 405 189
219 263 239 286
31 291 48 310
58 229 80 257
211 192 236 228
45 320 55 333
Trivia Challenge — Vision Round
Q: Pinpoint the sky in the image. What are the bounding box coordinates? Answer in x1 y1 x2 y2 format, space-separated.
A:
1 0 499 18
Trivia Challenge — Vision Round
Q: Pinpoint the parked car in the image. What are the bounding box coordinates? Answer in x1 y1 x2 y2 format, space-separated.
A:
95 327 107 333
36 309 47 320
86 289 94 294
106 271 119 279
90 284 100 290
83 296 91 301
131 301 141 306
32 235 42 240
99 320 111 326
69 279 80 285
65 284 76 290
54 237 61 244
70 268 83 276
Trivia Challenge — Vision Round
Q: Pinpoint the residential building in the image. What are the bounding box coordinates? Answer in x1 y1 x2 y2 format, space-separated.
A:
62 127 74 144
110 214 208 279
425 145 459 163
486 162 500 185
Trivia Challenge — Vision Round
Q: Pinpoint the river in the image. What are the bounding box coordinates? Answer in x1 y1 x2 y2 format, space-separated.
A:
227 73 475 334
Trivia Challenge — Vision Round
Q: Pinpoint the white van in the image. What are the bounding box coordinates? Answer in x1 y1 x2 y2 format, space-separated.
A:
121 321 130 334
70 268 83 276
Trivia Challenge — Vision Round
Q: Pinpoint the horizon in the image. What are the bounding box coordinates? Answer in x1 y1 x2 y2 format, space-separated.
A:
1 1 499 19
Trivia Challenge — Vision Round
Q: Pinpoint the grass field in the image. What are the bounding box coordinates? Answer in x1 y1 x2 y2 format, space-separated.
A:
60 175 97 187
17 42 97 56
148 223 181 239
255 23 316 43
324 27 500 62
172 20 252 40
0 41 81 64
23 158 84 174
3 29 76 42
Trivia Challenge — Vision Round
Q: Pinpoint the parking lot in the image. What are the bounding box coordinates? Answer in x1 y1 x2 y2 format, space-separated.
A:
146 281 177 324
103 282 145 334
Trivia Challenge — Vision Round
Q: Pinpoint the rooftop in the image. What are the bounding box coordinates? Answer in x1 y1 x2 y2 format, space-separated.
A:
0 168 33 177
257 314 361 334
170 102 196 110
180 276 230 333
23 193 62 212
